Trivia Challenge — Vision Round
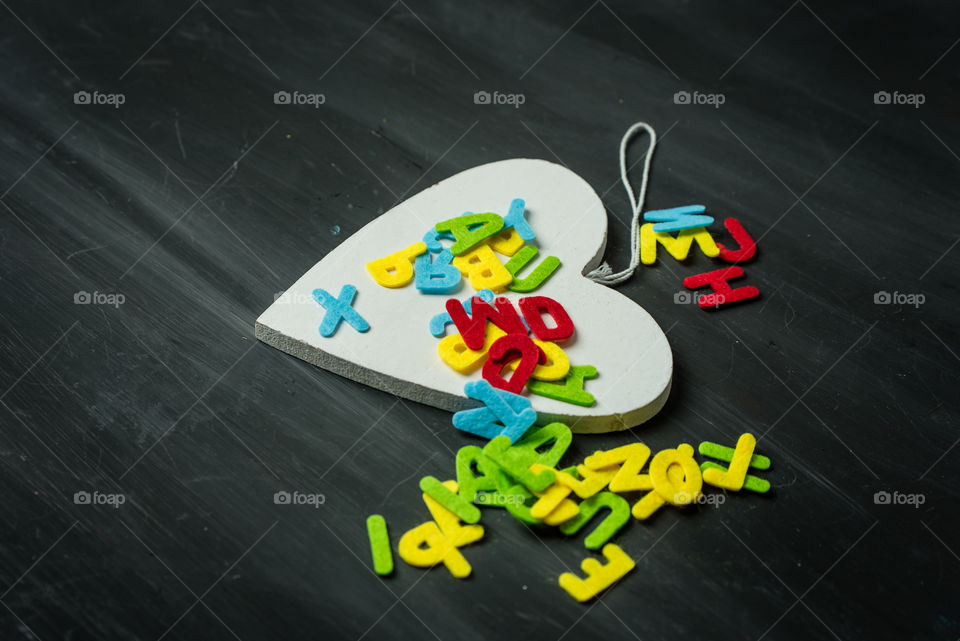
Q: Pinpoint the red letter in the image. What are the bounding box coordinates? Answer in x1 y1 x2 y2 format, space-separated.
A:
447 296 526 350
683 267 759 310
483 334 545 394
519 296 574 342
716 218 757 263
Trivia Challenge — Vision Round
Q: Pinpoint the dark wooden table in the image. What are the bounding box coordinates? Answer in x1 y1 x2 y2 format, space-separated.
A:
1 1 957 639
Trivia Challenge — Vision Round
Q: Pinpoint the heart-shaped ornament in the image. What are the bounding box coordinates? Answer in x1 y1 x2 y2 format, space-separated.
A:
255 159 672 433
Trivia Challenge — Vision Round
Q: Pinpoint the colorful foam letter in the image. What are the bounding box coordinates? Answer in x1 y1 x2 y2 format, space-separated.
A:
700 462 771 493
584 443 653 493
528 465 580 524
701 432 754 491
496 479 541 525
716 218 757 263
414 249 462 293
683 266 760 309
312 285 370 337
518 296 575 342
471 424 572 519
699 433 771 493
366 242 427 287
699 436 771 470
558 544 636 602
527 365 597 407
639 223 720 265
452 244 514 292
632 444 703 520
447 296 527 351
486 227 525 256
559 492 631 550
420 476 482 524
366 514 394 576
423 481 483 541
557 465 618 499
423 227 455 253
644 204 714 233
437 325 506 374
512 422 572 467
483 435 557 492
509 339 570 382
429 289 494 337
452 380 537 442
483 333 543 393
504 198 535 241
505 246 561 293
455 445 504 504
398 480 484 579
435 213 504 255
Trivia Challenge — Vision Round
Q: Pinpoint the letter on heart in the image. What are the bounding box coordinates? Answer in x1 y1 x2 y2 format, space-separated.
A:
255 159 673 433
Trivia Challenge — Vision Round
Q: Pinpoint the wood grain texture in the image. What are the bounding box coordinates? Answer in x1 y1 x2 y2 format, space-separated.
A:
0 1 957 639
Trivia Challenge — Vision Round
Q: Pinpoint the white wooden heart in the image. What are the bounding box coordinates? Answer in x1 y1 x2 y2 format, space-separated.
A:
255 159 672 433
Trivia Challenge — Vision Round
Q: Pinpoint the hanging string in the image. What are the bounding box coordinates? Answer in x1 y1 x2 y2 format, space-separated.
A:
586 122 658 286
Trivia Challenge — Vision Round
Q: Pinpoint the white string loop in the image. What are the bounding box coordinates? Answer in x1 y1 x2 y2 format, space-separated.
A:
586 122 657 286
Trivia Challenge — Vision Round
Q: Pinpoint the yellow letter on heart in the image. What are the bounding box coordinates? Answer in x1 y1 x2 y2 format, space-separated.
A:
437 326 507 373
366 242 427 288
452 245 513 292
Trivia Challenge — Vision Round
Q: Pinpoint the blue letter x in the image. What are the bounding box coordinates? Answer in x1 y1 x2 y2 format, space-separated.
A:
312 284 370 337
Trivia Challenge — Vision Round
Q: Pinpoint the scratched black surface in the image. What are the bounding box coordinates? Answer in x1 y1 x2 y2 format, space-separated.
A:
0 1 958 639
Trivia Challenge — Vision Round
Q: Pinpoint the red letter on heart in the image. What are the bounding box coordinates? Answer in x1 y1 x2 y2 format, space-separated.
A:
483 334 545 393
518 296 574 342
447 296 527 350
